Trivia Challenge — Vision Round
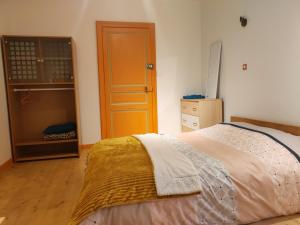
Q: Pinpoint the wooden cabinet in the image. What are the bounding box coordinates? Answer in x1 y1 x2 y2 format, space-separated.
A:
1 36 80 162
181 99 223 132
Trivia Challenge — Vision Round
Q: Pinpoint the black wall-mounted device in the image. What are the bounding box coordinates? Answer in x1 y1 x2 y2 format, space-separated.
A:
240 17 247 27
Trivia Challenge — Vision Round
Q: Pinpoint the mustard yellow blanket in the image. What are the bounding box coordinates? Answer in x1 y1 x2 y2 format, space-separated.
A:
69 136 160 225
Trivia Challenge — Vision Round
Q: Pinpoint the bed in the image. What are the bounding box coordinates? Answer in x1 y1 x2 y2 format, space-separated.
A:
69 117 300 225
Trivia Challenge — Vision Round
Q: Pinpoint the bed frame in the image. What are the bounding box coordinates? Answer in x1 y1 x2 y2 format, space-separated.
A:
231 116 300 136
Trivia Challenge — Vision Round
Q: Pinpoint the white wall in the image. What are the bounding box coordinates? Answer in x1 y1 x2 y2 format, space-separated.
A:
202 0 300 126
0 0 203 163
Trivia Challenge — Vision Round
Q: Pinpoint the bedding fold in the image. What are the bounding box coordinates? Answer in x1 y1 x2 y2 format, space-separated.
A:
134 133 202 196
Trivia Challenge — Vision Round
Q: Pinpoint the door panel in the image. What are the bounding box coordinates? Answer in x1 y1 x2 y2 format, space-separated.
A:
111 110 148 137
97 22 157 138
109 30 148 86
111 92 147 105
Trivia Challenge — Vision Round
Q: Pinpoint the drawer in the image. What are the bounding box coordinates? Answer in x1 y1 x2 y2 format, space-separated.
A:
182 125 194 132
181 113 200 130
181 101 199 116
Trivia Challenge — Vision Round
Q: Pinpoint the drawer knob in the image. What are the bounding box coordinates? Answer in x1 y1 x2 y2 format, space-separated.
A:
192 107 197 111
193 122 198 126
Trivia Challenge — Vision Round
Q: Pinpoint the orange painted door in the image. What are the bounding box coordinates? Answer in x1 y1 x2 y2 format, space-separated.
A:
97 22 158 138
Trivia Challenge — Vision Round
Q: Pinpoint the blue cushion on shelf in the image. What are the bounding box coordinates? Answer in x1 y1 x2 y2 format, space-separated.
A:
183 95 205 99
43 122 76 135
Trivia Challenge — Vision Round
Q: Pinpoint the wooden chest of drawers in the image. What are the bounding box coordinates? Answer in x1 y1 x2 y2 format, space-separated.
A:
181 99 223 132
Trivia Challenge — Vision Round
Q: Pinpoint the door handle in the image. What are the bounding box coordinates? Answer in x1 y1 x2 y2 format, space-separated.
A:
146 64 154 70
144 86 153 92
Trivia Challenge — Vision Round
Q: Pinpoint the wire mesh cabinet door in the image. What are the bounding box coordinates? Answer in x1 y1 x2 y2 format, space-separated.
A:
41 38 74 83
2 37 42 84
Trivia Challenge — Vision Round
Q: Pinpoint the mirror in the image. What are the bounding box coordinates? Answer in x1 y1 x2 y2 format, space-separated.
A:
205 41 222 99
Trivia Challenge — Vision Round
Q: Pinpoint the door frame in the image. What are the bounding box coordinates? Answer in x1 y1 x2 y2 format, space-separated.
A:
96 21 158 139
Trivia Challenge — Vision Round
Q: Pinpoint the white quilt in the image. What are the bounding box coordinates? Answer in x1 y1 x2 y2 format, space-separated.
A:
133 133 203 196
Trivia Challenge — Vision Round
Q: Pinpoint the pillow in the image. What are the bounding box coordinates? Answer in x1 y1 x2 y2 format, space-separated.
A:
232 122 300 156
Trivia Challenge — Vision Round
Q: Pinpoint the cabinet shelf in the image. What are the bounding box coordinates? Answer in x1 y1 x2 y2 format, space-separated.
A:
15 139 78 147
13 87 74 92
44 57 72 60
16 153 79 162
8 82 74 86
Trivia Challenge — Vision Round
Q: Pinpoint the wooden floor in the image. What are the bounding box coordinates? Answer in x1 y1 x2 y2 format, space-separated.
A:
0 151 299 225
0 152 86 225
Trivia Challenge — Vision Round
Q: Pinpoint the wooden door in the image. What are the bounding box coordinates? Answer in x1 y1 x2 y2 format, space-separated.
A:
96 21 158 138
